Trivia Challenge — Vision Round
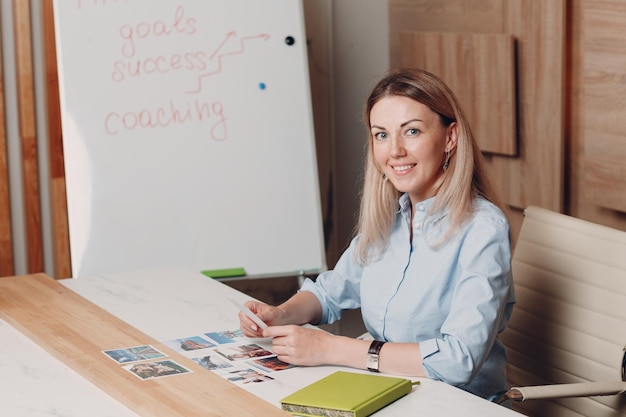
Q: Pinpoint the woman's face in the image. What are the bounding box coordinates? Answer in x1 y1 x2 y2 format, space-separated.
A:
370 95 457 204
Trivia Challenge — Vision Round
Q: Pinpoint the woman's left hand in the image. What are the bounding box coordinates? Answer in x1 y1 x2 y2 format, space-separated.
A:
263 325 336 366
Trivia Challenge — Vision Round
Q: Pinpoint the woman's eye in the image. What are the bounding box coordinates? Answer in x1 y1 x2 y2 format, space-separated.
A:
406 128 419 136
374 132 388 140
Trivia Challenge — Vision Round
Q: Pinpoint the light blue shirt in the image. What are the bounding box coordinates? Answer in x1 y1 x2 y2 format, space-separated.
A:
301 194 515 399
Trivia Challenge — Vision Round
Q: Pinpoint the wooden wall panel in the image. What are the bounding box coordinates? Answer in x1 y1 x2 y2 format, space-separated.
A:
568 1 626 232
389 0 506 52
488 1 565 212
395 32 516 155
389 0 566 216
42 1 71 278
0 47 14 276
13 0 43 273
582 1 626 213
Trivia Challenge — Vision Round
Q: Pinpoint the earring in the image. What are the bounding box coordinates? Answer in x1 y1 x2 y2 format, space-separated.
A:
443 150 451 171
382 172 388 182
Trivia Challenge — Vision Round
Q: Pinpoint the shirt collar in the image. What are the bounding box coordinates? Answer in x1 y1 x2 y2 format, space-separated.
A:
398 193 448 225
398 193 436 214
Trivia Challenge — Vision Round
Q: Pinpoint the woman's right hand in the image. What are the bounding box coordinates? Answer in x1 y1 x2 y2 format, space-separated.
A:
238 301 281 337
238 291 322 338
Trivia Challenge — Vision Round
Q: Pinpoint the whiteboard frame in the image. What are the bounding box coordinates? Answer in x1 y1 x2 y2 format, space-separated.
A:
52 0 327 278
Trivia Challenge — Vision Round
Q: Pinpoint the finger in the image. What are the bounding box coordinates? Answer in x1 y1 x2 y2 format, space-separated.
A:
269 334 288 348
275 354 294 365
244 301 260 313
239 312 264 335
243 302 273 326
262 325 292 338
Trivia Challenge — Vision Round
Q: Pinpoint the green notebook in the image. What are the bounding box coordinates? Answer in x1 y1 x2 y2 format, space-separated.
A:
280 371 418 417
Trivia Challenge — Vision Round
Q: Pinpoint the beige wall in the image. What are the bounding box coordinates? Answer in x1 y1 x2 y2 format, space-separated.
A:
303 0 390 268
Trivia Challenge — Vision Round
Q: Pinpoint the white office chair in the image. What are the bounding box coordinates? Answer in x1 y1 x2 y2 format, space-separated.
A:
497 206 626 417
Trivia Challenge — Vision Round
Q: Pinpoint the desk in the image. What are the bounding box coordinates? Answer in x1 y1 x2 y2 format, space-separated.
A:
1 268 523 416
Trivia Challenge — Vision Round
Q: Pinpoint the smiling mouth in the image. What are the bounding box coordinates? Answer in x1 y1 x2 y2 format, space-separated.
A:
392 164 416 173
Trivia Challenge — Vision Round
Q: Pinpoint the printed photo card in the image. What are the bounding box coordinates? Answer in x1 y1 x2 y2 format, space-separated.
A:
102 345 167 364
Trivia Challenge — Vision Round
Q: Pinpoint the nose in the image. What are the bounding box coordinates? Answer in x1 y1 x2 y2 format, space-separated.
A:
390 136 406 158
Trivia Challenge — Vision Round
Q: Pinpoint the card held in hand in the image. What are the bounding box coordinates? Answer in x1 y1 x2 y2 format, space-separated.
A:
280 371 418 417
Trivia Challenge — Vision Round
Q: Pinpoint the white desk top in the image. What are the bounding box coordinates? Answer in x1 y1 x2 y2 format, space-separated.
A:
1 268 523 416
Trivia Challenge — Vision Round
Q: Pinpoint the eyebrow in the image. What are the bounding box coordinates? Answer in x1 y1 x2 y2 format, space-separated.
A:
371 119 423 130
401 119 423 127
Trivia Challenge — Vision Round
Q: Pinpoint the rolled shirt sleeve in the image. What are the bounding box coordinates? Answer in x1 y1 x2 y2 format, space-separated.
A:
300 237 364 325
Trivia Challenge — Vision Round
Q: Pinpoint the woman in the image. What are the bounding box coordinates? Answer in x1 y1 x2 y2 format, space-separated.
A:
238 68 515 399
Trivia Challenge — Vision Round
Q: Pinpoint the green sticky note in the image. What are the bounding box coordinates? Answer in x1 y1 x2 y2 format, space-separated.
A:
201 267 246 279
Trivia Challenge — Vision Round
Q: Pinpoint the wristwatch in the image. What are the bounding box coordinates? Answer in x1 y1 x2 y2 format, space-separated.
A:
366 340 386 372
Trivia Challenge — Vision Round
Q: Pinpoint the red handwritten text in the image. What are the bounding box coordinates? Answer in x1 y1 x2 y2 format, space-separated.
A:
104 98 228 141
119 6 196 57
111 50 208 82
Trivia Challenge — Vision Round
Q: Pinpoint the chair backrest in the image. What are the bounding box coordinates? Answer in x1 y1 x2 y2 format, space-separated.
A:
501 206 626 417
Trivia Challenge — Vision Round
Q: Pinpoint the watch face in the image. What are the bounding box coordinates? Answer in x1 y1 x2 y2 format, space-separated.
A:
367 353 380 372
366 340 385 372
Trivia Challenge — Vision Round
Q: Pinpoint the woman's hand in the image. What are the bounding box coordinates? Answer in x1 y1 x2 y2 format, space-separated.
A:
263 325 336 366
238 301 283 337
237 292 323 338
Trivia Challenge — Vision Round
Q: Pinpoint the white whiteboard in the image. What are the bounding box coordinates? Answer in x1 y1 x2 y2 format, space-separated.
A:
53 0 326 278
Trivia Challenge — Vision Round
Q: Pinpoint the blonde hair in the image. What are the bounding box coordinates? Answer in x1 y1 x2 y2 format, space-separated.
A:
354 68 507 263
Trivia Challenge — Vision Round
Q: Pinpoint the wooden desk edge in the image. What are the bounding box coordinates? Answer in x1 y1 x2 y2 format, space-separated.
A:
0 273 290 417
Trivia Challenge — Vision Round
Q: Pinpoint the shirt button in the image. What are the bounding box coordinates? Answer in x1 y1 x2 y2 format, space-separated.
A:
416 204 425 211
414 223 421 229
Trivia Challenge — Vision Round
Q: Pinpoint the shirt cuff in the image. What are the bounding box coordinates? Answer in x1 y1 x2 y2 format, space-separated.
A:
420 338 439 359
299 278 329 324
